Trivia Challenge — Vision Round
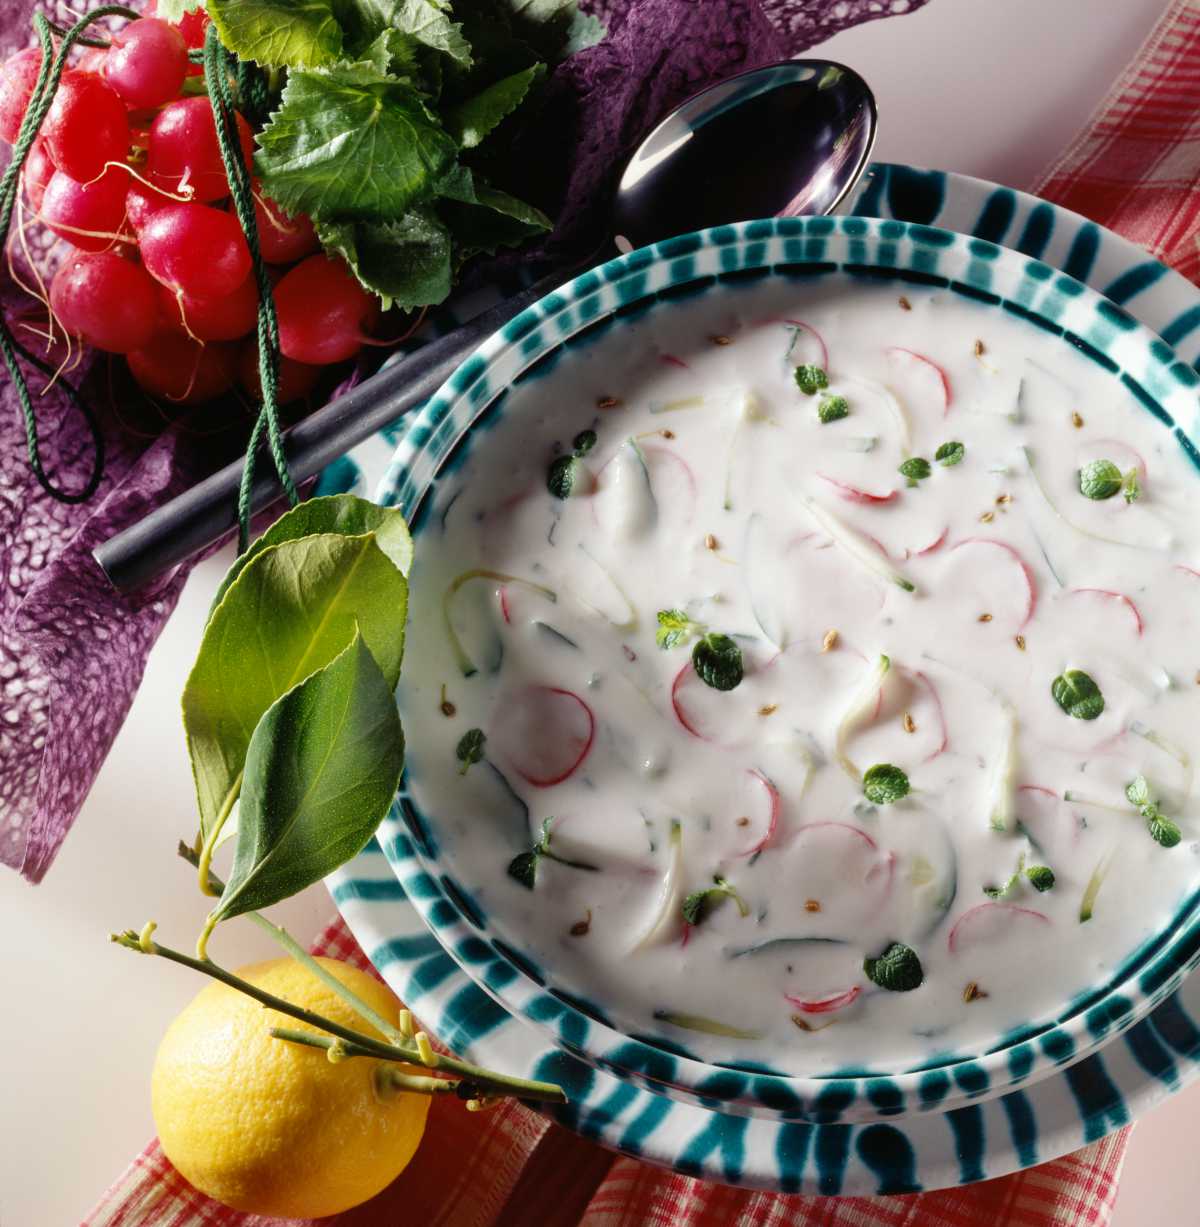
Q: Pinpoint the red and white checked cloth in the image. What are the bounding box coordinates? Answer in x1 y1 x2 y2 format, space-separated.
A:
86 3 1200 1223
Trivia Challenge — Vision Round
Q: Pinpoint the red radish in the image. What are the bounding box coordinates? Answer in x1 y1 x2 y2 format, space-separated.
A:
74 46 108 74
887 347 952 414
782 318 828 369
658 353 689 369
640 443 698 515
737 769 782 857
913 526 948 556
912 669 949 761
151 3 211 77
784 986 861 1015
947 902 1050 954
817 473 898 505
127 332 237 404
1066 588 1143 636
275 254 378 365
147 96 253 201
140 203 251 300
104 18 188 109
22 138 55 211
498 587 512 624
236 339 321 406
0 48 42 145
253 189 320 264
492 685 595 787
671 662 708 740
39 167 128 251
158 278 258 343
1176 565 1200 581
50 251 157 353
125 178 177 231
1019 784 1058 801
42 71 129 184
792 821 879 852
950 537 1037 628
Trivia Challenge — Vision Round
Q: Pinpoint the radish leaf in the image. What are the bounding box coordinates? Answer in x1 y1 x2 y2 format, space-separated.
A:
207 0 343 69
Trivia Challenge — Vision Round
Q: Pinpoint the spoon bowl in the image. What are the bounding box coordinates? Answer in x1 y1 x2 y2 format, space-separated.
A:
95 60 878 592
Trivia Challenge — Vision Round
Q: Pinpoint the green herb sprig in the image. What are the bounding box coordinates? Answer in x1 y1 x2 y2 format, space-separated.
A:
656 608 703 650
681 876 749 926
507 817 599 890
1126 775 1182 848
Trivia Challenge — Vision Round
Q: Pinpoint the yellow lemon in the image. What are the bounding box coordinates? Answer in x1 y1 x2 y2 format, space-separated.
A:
152 956 430 1218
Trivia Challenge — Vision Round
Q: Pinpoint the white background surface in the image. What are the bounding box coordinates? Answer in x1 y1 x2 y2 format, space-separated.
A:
0 2 1187 1223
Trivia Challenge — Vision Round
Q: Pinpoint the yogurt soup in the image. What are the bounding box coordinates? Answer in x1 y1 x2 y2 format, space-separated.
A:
400 278 1200 1072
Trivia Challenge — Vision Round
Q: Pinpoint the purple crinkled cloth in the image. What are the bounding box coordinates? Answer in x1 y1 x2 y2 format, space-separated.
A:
0 0 928 883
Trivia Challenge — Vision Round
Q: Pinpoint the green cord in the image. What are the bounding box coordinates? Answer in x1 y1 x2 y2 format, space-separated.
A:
0 8 137 504
202 23 298 552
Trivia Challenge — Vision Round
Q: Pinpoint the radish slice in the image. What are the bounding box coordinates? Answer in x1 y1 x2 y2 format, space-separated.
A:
914 526 948 556
793 821 880 852
816 473 898 505
834 653 891 780
782 319 829 369
738 769 783 858
800 496 916 593
658 353 689 369
912 669 949 762
950 538 1037 628
491 685 594 787
1066 588 1143 636
671 661 709 741
784 985 862 1015
631 820 684 950
887 346 952 415
444 569 556 676
947 902 1050 953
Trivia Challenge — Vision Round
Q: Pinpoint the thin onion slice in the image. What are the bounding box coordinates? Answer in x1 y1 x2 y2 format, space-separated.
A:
834 653 891 780
631 820 684 951
799 495 916 593
443 569 556 676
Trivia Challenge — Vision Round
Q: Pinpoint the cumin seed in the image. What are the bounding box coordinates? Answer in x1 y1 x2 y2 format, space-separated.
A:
439 684 456 718
898 296 912 311
980 510 995 523
804 899 821 913
974 339 985 357
704 533 718 550
570 909 593 937
978 613 993 623
1015 635 1026 651
758 703 778 717
1071 411 1084 428
903 712 916 734
711 334 732 346
821 628 839 652
597 396 620 410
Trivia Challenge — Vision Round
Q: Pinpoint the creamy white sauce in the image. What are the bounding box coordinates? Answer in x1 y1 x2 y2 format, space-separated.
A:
399 280 1200 1073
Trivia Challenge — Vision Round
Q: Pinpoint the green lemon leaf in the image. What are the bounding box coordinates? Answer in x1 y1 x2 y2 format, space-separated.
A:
212 494 413 614
935 440 965 467
336 0 471 64
863 941 923 992
817 394 849 423
207 0 342 68
256 64 458 221
862 763 910 805
316 209 452 310
445 63 543 148
210 631 404 922
1051 669 1105 720
1078 459 1123 500
692 632 743 691
184 532 408 838
793 364 828 395
456 727 486 774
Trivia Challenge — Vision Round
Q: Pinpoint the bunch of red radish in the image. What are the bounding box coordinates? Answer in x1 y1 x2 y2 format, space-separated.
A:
0 5 379 406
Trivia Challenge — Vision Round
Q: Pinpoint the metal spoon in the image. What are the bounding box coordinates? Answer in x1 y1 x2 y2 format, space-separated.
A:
95 59 876 592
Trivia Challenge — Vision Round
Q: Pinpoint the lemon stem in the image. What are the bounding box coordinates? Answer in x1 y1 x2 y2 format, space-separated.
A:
177 840 405 1045
110 927 568 1105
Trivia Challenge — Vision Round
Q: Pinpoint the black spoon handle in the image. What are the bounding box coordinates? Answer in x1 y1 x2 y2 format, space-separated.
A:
94 262 581 593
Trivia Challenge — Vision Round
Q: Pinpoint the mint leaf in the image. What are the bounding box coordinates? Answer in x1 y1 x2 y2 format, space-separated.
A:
316 210 451 310
794 364 829 395
1148 812 1182 848
1051 669 1105 720
256 65 458 221
656 609 701 650
547 455 584 499
863 941 923 992
456 727 486 775
1025 865 1055 892
1125 775 1151 808
338 0 471 65
935 440 964 467
445 63 544 148
817 394 849 424
572 429 596 457
506 849 540 889
863 763 910 806
898 457 931 485
692 633 743 691
208 0 342 68
681 876 748 926
1078 459 1122 500
1123 468 1142 504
